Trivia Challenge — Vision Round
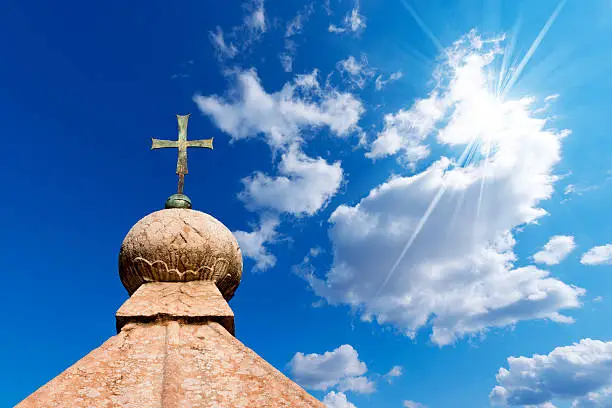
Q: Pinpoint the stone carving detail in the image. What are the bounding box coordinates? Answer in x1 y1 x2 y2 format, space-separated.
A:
119 208 243 300
132 255 230 282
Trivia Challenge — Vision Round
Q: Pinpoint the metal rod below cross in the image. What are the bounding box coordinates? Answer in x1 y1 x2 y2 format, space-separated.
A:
178 174 185 195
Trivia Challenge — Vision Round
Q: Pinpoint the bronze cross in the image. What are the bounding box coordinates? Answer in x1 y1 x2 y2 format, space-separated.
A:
151 114 213 195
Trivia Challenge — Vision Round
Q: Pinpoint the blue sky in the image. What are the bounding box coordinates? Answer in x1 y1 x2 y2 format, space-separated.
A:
1 0 612 407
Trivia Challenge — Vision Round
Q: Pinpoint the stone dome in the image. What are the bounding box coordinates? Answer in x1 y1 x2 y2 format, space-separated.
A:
119 208 243 300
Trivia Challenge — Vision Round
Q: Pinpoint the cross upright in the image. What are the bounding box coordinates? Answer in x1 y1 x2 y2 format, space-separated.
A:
151 114 213 195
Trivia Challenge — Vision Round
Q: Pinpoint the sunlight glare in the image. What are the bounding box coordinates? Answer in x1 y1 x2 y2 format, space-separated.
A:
375 1 567 298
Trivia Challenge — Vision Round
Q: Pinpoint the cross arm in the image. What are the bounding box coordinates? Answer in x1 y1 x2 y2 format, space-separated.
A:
151 138 179 149
187 138 214 149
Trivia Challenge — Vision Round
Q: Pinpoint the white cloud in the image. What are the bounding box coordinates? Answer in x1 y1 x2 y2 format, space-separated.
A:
338 56 365 76
562 183 599 203
209 0 266 61
337 55 375 89
573 387 612 408
384 365 403 382
233 144 342 271
491 339 612 407
286 3 313 37
288 344 375 394
233 217 279 271
195 69 363 271
239 146 343 216
375 71 404 91
544 94 560 102
323 391 357 408
209 27 238 60
533 235 576 265
306 31 584 346
366 91 445 165
194 69 363 151
581 244 612 266
243 0 266 34
279 53 294 72
280 3 315 72
337 376 375 394
294 246 325 282
329 0 366 35
403 401 427 408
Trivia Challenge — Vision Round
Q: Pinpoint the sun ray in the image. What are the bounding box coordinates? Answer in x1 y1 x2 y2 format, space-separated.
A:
497 17 521 96
475 136 493 226
375 1 567 298
375 179 448 297
400 0 445 54
375 134 481 298
501 0 566 98
462 138 481 168
448 186 468 232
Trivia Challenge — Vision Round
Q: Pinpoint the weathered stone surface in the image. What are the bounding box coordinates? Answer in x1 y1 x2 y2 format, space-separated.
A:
119 209 243 300
17 321 325 408
116 281 235 335
19 208 325 407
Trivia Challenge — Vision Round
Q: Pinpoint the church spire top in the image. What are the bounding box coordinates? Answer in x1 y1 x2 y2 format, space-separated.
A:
16 112 325 408
151 114 214 209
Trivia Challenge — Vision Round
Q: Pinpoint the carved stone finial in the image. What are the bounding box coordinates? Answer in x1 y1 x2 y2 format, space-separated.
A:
118 208 243 300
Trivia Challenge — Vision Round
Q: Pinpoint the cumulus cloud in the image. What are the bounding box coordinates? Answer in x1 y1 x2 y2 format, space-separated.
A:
581 244 612 266
194 69 363 150
288 344 375 394
337 376 375 394
195 69 362 270
375 71 404 91
533 235 576 265
329 0 366 35
306 31 584 346
366 91 445 165
239 146 343 216
573 387 612 408
337 55 376 89
233 217 279 271
209 0 267 61
323 391 357 408
491 339 612 407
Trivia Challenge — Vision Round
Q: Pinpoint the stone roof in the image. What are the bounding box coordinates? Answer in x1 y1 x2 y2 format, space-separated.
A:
17 319 323 407
17 208 324 407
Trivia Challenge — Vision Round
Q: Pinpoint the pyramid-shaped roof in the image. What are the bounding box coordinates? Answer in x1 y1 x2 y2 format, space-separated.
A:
17 208 324 408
